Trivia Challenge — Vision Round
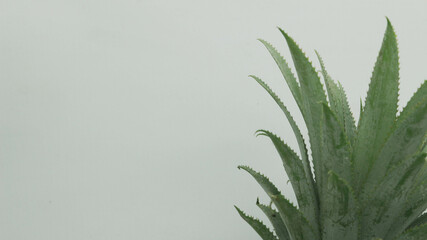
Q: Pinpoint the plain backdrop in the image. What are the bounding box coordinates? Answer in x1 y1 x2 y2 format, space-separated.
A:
0 0 426 239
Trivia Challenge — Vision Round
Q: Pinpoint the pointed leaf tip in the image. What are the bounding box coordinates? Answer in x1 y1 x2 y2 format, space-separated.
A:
235 206 279 240
386 16 392 25
353 16 400 192
255 129 269 137
278 28 293 43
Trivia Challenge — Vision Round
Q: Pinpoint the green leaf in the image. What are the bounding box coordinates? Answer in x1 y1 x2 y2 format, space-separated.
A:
352 19 400 193
272 195 319 240
238 165 281 197
358 97 364 128
279 28 328 195
397 80 427 127
235 206 278 240
360 154 426 239
421 137 427 154
322 171 358 240
363 89 427 193
258 39 302 109
257 199 291 240
249 75 314 195
316 51 356 145
407 213 427 230
238 166 319 240
394 224 427 240
255 130 319 233
320 103 352 184
385 173 427 239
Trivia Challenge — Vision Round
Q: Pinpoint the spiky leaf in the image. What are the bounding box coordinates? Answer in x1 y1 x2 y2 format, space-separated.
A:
320 103 352 184
258 39 302 108
279 28 328 195
257 199 291 240
255 130 319 233
352 19 400 192
397 80 427 126
363 90 427 193
238 166 319 240
316 51 356 145
235 206 278 240
249 75 314 193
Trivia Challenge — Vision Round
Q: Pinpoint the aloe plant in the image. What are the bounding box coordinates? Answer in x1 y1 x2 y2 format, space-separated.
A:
236 19 427 240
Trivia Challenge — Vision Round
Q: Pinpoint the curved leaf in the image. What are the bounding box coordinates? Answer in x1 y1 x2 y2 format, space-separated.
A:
235 206 278 240
257 199 291 240
249 75 314 193
279 28 328 195
238 166 319 240
258 39 302 109
256 130 319 233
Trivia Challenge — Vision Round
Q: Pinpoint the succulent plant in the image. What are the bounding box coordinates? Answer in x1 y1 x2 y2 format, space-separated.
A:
236 19 427 240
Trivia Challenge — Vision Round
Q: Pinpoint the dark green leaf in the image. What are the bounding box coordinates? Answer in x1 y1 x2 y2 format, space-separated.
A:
394 223 427 240
407 213 427 230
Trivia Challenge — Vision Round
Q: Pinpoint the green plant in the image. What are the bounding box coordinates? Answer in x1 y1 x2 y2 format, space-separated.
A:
235 19 427 240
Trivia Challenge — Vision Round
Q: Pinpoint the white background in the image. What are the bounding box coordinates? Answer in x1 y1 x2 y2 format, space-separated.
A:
0 0 426 239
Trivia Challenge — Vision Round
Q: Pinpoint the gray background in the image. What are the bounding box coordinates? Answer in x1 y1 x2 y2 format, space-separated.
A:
0 0 426 239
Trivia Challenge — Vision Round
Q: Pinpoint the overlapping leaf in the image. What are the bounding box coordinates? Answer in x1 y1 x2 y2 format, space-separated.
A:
359 154 426 239
258 39 302 109
394 224 427 240
235 206 278 240
257 199 291 240
255 130 319 233
237 19 427 240
353 19 400 193
384 172 427 239
249 75 314 195
238 166 319 240
408 213 427 230
320 103 352 184
322 171 358 240
316 52 356 145
363 85 427 194
279 28 328 195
